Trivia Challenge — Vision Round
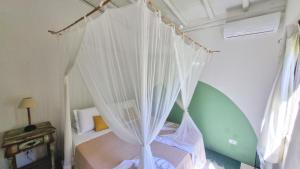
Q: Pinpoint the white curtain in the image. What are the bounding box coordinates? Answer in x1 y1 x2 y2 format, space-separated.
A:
174 37 209 119
257 31 300 169
75 1 181 168
157 36 209 169
59 22 87 169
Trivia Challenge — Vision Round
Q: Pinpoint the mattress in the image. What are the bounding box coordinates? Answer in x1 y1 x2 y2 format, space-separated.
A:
74 131 193 169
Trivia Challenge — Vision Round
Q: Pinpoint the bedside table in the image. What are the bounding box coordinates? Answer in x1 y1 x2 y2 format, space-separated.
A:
1 121 56 169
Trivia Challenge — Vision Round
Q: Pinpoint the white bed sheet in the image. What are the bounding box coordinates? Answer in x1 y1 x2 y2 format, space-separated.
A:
72 128 112 146
72 121 176 147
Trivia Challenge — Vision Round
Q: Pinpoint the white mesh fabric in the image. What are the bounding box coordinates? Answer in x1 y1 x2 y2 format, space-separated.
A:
157 36 210 169
59 1 210 168
75 1 181 168
58 22 87 169
174 36 209 169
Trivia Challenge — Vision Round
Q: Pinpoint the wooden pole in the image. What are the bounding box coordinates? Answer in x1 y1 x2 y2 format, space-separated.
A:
48 0 112 35
48 0 220 53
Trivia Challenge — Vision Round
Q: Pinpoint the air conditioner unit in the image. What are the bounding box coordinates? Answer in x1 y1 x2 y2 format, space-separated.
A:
224 12 281 39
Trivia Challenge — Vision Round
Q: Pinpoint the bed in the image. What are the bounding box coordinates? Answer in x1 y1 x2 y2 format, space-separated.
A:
73 125 194 169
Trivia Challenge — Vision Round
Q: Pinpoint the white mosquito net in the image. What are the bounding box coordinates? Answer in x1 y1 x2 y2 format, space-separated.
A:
173 41 209 169
156 35 209 169
59 1 209 169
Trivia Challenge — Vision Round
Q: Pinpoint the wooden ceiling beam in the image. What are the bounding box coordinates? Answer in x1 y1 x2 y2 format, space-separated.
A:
242 0 250 11
202 0 215 19
81 0 118 8
161 0 188 26
128 0 136 3
183 0 286 32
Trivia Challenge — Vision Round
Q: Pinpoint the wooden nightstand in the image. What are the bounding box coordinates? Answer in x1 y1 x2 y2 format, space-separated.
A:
1 121 56 169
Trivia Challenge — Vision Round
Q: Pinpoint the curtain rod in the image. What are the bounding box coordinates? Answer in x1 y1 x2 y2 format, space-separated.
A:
48 0 111 35
48 0 220 54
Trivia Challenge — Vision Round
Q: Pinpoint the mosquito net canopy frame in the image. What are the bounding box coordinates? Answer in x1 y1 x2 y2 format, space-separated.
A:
60 1 210 169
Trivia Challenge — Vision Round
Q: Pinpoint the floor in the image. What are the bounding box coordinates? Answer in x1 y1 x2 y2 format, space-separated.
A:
205 149 241 169
19 156 62 169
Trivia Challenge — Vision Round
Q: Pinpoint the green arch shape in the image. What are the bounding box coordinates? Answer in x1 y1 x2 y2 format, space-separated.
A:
168 81 257 166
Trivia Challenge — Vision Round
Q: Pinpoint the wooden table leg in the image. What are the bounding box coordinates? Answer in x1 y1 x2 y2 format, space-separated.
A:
7 156 16 169
49 142 56 169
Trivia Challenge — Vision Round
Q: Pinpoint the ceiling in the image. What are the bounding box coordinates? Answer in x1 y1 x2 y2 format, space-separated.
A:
83 0 286 31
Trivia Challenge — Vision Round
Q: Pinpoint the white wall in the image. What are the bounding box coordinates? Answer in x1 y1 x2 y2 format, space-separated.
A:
285 0 300 26
189 27 284 136
0 0 91 168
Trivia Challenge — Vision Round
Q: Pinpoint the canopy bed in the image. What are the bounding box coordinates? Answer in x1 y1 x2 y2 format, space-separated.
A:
49 0 218 168
73 122 194 169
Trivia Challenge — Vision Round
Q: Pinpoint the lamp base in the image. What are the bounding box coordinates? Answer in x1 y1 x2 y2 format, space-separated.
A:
24 125 37 132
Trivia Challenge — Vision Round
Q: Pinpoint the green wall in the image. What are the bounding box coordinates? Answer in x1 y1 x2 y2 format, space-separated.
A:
168 82 257 166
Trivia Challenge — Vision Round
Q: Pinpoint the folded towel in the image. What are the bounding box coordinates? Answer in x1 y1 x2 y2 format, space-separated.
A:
113 157 175 169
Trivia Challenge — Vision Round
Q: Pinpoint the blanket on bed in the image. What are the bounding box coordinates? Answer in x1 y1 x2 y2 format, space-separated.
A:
75 132 193 169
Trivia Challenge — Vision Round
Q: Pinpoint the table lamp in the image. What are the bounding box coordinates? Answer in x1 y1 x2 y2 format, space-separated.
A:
19 97 37 132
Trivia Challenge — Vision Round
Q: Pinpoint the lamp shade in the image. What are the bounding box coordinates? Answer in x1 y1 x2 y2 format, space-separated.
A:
19 97 37 108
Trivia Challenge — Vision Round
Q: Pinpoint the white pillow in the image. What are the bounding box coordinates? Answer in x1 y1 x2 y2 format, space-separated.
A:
73 107 100 135
73 110 80 132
